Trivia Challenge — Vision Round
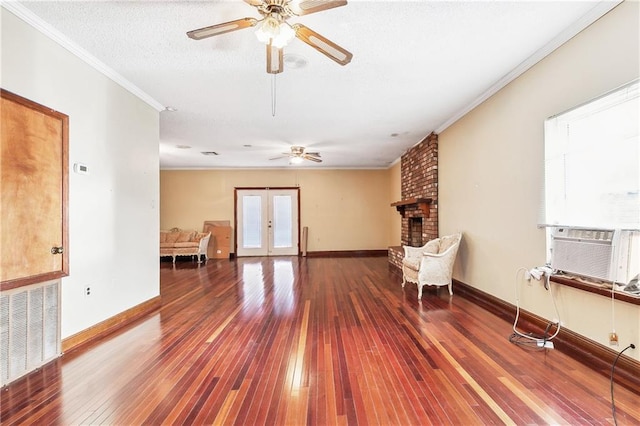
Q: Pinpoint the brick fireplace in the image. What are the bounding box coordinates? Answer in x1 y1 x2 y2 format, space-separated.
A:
389 132 438 269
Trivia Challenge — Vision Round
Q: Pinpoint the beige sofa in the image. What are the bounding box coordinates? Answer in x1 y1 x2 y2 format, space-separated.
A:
160 228 211 264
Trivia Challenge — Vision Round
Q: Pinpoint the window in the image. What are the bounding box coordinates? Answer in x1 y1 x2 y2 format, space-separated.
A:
544 80 639 230
543 80 639 293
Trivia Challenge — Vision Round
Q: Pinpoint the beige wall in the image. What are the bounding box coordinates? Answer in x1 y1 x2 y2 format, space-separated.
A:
160 169 393 252
439 1 639 358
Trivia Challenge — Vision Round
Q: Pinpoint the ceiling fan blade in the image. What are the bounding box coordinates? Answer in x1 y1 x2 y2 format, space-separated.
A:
266 42 283 74
305 152 321 157
289 0 347 16
302 154 323 163
292 24 352 65
269 155 287 160
187 18 257 40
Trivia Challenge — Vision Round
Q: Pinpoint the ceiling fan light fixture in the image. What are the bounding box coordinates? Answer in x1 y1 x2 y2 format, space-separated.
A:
273 23 295 48
187 1 351 74
255 15 295 48
289 156 304 164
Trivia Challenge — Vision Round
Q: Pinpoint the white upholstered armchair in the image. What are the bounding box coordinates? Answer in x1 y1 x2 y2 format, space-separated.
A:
402 233 462 299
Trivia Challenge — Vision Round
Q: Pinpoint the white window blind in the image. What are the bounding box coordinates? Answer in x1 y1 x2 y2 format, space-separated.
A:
543 80 640 230
272 195 293 249
242 195 262 248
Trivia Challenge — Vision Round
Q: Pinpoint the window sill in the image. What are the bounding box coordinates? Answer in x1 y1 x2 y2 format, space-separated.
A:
551 275 640 306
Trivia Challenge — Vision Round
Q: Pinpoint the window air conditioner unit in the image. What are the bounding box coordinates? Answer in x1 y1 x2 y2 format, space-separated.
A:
550 228 639 284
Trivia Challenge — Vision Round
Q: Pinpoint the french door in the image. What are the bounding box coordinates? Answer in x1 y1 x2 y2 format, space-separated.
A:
235 188 299 257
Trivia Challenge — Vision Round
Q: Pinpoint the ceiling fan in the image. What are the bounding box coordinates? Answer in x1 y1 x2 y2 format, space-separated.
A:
270 146 322 163
186 0 353 74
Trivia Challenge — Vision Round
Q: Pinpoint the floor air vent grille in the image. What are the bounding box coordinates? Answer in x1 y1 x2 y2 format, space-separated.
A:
1 281 61 386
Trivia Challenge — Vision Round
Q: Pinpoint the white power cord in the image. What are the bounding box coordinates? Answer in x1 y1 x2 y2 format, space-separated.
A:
512 267 561 345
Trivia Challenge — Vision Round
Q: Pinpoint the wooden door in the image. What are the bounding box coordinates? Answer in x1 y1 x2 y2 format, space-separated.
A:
0 90 69 290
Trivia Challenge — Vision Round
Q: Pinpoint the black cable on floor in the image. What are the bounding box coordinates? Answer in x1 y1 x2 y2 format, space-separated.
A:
611 343 635 426
508 333 544 351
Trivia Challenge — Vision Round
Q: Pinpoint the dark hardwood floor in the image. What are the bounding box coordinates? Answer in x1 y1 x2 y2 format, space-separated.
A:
2 256 639 425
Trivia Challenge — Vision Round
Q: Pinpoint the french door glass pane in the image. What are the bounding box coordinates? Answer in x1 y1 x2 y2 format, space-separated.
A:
272 195 292 248
242 195 262 248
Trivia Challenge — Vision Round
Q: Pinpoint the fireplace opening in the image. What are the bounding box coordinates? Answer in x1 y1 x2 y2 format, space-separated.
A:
409 217 423 247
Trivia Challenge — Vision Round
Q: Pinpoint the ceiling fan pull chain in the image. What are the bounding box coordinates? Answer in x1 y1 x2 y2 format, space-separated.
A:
271 73 277 117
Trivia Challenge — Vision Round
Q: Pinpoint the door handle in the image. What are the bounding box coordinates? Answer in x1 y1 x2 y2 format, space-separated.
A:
51 246 64 255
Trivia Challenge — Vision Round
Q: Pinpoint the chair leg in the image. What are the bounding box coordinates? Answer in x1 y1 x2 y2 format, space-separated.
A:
448 281 453 296
418 284 423 300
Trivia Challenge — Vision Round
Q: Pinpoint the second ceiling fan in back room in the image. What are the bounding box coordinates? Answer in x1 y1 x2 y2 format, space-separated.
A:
270 146 322 164
186 0 353 74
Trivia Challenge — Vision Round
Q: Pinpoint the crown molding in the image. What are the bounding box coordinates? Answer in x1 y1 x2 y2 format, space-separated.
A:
2 1 165 112
159 166 389 171
434 0 622 134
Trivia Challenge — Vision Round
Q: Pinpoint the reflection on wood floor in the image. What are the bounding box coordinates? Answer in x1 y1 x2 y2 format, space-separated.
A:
2 256 639 425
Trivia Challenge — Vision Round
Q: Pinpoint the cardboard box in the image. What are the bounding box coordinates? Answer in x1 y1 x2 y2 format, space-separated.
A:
203 220 230 228
203 221 232 259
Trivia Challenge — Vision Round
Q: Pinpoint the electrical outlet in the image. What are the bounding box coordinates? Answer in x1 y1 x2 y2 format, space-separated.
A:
609 332 618 346
85 286 91 297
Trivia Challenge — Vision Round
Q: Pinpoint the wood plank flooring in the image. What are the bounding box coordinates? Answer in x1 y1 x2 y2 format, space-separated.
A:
2 256 639 425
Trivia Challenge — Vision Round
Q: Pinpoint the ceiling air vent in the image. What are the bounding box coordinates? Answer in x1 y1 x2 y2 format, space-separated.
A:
201 151 219 156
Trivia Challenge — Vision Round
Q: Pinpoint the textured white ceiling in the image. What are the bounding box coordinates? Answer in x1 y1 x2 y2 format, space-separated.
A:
16 0 614 169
